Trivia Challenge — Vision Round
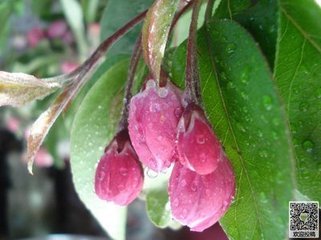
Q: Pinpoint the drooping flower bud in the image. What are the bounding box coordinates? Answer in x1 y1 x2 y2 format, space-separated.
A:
176 103 222 175
128 79 183 172
168 159 235 232
95 130 143 206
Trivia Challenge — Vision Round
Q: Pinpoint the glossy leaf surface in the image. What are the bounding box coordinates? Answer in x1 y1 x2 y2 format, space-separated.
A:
275 0 321 202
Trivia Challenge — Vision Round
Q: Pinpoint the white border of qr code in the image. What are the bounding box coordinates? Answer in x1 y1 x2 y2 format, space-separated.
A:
289 201 319 238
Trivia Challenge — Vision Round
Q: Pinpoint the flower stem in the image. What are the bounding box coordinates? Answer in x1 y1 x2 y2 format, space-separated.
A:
185 0 202 105
119 35 142 130
205 0 215 24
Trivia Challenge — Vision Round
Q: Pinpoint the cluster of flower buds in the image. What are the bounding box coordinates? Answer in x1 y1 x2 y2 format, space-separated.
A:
94 77 235 231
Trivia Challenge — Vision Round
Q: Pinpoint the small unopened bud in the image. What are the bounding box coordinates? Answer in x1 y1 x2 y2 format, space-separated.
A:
94 130 143 206
176 103 222 175
128 79 183 172
47 20 68 39
27 27 44 48
168 160 235 232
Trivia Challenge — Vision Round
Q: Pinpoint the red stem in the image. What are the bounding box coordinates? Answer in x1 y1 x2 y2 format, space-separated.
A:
119 35 142 130
185 0 202 105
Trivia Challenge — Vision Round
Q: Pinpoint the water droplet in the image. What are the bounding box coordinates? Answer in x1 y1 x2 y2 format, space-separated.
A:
98 171 105 181
257 131 263 138
174 107 182 118
180 208 188 218
302 140 314 153
220 72 228 81
272 118 280 126
299 102 309 112
259 150 268 158
180 179 187 187
227 82 235 89
236 122 246 132
119 167 128 176
240 67 250 84
191 183 197 192
262 95 272 111
146 79 156 89
269 25 276 33
196 135 205 144
226 43 236 55
149 103 160 112
146 168 159 178
272 131 278 140
316 88 321 99
173 198 179 207
158 87 168 98
240 91 248 100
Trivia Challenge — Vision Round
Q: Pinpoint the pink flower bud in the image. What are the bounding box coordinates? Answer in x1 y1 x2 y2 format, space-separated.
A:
27 27 44 48
47 20 68 39
128 79 183 172
168 159 235 232
176 104 222 175
95 130 144 206
60 61 79 74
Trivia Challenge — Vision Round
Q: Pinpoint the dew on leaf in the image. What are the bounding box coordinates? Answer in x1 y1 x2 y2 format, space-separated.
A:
262 95 272 111
299 102 309 112
227 81 236 89
316 88 321 99
272 131 278 140
302 140 314 153
272 118 280 126
259 150 268 158
240 91 248 100
226 43 236 55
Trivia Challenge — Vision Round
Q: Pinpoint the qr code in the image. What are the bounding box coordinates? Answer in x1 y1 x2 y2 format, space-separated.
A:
289 201 319 238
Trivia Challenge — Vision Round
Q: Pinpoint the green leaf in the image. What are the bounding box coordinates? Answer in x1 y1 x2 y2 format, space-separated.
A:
81 0 100 23
170 20 295 239
215 0 278 68
142 0 179 81
100 0 154 57
70 59 130 240
233 0 278 68
143 168 180 229
214 0 253 18
146 190 171 228
60 0 88 59
275 0 321 202
0 71 61 107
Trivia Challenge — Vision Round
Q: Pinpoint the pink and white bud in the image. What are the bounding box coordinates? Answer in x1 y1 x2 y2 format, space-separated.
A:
47 20 68 39
27 27 44 48
176 104 222 175
168 160 235 232
95 130 144 206
128 79 183 172
60 61 79 74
